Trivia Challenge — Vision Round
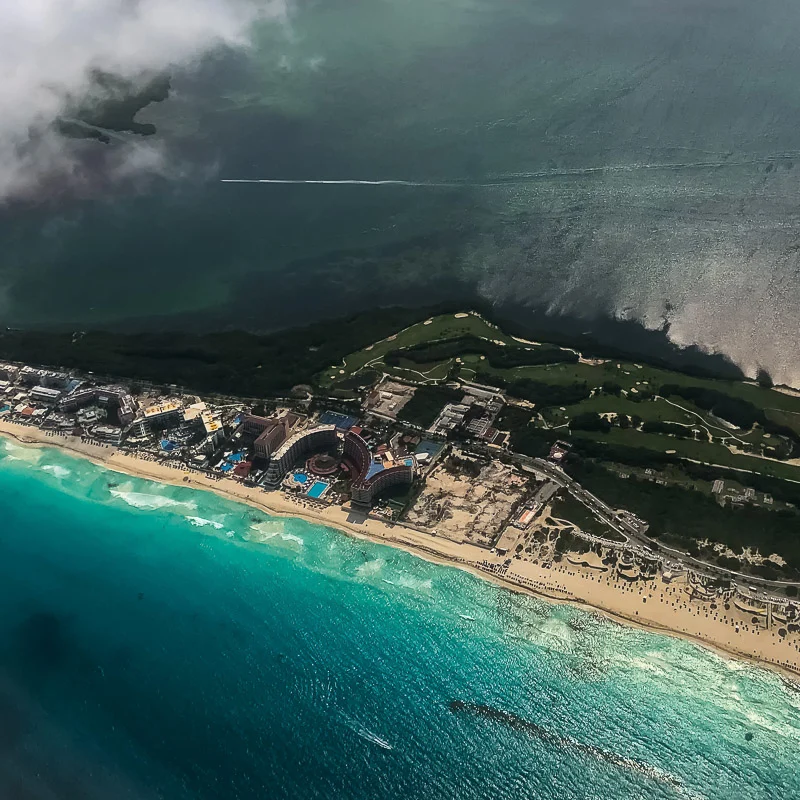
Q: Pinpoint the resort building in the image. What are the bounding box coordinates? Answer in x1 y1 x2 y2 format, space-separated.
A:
59 387 97 412
30 386 63 405
351 464 414 507
344 431 414 508
240 413 272 437
141 400 182 432
182 403 225 452
117 395 138 426
264 425 338 486
254 414 298 459
0 364 18 382
58 385 138 426
200 410 225 451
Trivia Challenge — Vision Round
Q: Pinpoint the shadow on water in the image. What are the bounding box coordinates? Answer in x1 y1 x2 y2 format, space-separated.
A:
15 612 70 672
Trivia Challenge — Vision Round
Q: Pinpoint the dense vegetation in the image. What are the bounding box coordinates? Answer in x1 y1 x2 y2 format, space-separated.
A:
551 492 623 540
0 308 439 398
565 457 800 575
475 372 591 407
385 336 577 369
493 406 560 458
570 412 612 433
398 385 463 428
679 462 800 507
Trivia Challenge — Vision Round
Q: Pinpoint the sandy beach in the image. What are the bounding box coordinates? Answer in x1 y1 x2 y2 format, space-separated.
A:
2 418 799 684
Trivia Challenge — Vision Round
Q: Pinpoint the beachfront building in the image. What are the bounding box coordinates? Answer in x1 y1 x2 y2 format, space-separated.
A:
264 425 338 486
132 400 183 437
143 400 182 430
59 385 138 426
182 403 226 453
344 431 414 508
351 464 414 508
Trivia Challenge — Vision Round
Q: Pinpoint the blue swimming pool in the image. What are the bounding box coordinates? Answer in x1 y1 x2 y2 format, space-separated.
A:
292 472 308 484
307 481 328 499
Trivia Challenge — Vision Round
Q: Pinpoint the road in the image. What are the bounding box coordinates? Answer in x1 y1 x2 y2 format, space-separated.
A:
469 441 799 600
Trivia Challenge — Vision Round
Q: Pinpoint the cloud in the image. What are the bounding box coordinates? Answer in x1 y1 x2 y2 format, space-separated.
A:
0 0 286 201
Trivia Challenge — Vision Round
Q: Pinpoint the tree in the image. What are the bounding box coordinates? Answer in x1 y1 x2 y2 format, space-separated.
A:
756 369 774 389
570 412 611 434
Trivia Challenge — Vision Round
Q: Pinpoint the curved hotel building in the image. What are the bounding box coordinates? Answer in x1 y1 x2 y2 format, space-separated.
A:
264 425 339 486
344 431 414 508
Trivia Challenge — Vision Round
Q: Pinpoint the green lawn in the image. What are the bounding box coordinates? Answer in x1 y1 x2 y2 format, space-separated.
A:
319 312 508 387
317 313 800 492
544 395 695 426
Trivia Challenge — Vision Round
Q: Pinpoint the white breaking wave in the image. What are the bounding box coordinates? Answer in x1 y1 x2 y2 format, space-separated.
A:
356 558 385 577
395 574 433 593
1 440 43 464
186 515 225 529
41 464 71 479
248 521 304 548
109 487 196 512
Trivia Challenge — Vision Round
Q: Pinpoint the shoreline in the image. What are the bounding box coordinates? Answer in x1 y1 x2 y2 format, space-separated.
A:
1 419 799 686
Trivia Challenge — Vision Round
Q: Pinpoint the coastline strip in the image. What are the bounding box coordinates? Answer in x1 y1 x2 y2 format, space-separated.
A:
0 419 798 685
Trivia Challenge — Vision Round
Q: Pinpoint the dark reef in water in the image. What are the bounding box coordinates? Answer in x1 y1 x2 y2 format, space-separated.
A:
448 700 682 788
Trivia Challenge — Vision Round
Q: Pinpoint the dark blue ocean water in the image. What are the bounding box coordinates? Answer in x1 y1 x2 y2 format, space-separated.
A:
0 437 797 799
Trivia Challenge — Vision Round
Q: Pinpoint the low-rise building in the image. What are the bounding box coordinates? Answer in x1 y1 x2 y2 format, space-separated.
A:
30 386 62 405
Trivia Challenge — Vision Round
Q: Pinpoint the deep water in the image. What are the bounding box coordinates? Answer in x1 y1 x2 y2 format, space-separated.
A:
3 0 800 382
0 437 798 799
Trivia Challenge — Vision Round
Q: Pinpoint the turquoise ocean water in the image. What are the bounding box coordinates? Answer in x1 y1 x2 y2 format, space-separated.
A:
0 436 797 799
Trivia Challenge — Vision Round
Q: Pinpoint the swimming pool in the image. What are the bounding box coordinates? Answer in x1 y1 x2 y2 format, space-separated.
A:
307 481 328 499
292 472 308 485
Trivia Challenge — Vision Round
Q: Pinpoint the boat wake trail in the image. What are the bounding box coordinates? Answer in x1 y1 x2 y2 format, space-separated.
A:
220 156 799 189
339 712 393 750
220 178 461 187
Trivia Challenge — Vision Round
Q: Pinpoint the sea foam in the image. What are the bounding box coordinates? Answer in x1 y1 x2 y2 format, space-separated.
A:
186 516 225 530
109 486 197 512
41 464 71 479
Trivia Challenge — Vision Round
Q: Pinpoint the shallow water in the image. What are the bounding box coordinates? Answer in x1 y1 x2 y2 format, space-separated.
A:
0 437 797 799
